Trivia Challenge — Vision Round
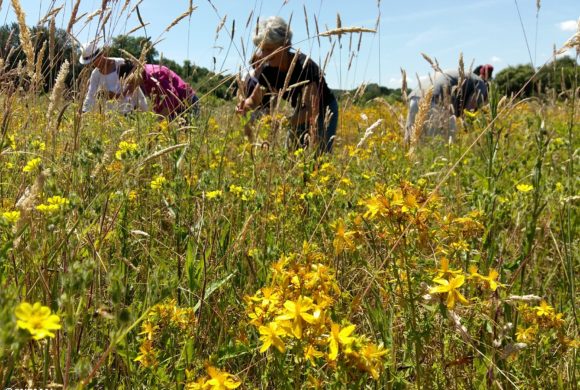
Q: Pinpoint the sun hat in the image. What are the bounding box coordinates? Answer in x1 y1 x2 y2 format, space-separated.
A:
79 39 103 65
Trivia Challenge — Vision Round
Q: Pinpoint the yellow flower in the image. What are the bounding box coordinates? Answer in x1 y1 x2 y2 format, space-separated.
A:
359 343 388 379
429 275 469 309
139 322 158 341
206 190 222 200
128 190 138 201
23 157 41 172
2 210 21 225
534 301 554 317
276 296 316 339
15 302 61 340
515 326 536 342
134 339 157 367
480 269 503 291
258 321 286 353
115 141 139 160
333 219 356 256
436 257 462 278
205 366 241 389
328 322 356 361
516 183 534 193
304 344 324 365
229 184 243 196
150 175 167 191
36 196 70 214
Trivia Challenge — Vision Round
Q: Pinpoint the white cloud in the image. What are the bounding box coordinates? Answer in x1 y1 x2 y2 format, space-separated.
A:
558 20 578 32
491 56 502 64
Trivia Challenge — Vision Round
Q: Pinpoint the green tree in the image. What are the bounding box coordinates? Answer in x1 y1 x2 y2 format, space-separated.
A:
109 35 158 63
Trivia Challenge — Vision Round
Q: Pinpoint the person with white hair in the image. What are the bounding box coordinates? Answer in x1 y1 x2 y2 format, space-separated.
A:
405 69 488 143
79 39 147 114
236 16 339 153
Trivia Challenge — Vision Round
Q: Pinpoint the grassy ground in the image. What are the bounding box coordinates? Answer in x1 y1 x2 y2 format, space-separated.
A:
0 86 578 389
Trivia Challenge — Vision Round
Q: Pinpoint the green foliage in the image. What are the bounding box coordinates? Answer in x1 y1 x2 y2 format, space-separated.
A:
494 56 578 98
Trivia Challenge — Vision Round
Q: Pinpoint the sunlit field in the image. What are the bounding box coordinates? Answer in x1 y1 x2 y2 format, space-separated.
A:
0 1 578 389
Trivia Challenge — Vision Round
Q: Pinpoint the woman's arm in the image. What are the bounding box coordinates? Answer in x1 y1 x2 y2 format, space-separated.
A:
236 84 264 115
82 70 101 113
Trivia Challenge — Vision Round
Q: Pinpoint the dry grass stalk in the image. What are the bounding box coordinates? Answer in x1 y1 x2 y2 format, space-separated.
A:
84 9 103 24
66 0 81 35
303 6 310 38
319 27 376 37
458 52 465 82
314 14 321 46
49 17 55 69
556 20 579 56
401 68 408 103
216 15 227 40
165 8 196 33
14 169 50 248
410 87 433 150
34 41 47 88
11 0 35 77
421 52 443 74
356 119 382 148
130 0 144 14
46 60 69 126
39 5 62 24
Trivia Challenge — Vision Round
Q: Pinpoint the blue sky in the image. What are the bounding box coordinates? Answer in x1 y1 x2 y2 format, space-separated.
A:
3 1 578 89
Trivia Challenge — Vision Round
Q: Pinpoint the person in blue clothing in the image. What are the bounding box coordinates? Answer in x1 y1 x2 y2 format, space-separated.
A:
236 16 339 153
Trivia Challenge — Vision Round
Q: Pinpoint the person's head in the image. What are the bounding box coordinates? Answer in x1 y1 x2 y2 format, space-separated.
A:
79 39 105 66
474 64 494 81
252 16 292 67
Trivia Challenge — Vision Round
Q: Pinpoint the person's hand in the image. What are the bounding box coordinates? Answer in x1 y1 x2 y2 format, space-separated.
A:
236 98 251 115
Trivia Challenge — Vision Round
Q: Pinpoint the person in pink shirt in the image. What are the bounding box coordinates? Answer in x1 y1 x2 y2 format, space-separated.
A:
121 63 199 118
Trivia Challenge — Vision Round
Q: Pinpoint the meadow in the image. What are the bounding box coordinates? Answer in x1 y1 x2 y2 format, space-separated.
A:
0 2 579 389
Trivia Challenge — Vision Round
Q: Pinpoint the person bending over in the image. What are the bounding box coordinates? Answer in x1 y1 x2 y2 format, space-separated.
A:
236 16 338 153
80 39 147 114
405 69 488 143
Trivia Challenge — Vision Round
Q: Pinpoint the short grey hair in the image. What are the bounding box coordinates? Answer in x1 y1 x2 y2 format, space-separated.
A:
253 16 293 47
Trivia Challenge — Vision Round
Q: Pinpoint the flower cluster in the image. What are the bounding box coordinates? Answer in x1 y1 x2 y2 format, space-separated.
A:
515 301 578 348
245 243 387 381
36 195 70 214
186 365 241 389
115 140 139 160
134 300 197 368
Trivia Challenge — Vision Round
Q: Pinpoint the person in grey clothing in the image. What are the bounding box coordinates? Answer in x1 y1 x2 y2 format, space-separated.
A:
405 69 488 143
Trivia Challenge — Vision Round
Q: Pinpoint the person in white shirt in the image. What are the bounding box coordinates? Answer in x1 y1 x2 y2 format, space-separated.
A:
80 39 147 114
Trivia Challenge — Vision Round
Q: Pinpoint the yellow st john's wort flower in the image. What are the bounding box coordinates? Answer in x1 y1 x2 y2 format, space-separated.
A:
516 183 534 193
23 157 41 172
15 302 61 340
534 301 555 317
150 175 167 190
304 344 324 365
328 322 356 361
333 219 356 256
276 296 316 339
429 275 469 309
258 321 286 353
205 365 241 389
36 196 70 214
2 210 21 225
206 190 222 200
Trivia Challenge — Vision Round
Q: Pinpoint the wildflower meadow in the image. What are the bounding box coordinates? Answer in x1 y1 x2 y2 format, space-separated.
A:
0 1 578 389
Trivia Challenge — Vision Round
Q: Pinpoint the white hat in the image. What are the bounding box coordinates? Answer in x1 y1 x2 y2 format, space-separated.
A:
79 40 103 65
